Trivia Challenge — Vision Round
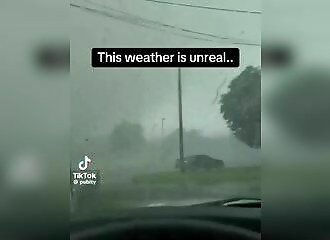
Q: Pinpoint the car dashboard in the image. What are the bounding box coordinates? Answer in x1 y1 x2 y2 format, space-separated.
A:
71 201 261 240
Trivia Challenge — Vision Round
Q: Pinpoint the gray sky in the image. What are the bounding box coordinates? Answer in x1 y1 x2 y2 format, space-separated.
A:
71 0 261 140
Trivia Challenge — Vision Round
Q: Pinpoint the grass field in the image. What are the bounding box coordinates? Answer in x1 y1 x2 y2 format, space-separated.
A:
132 166 261 185
71 166 261 221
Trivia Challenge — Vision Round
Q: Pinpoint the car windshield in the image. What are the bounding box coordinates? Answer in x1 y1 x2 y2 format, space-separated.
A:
70 0 261 220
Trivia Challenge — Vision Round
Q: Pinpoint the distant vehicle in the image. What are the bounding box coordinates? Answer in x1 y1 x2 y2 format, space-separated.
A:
175 154 225 171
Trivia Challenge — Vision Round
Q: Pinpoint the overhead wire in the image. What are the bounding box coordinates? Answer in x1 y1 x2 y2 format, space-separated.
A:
141 0 261 15
71 1 260 46
71 2 215 42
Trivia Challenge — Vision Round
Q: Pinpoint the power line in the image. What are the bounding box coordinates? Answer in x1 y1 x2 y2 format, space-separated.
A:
94 1 248 42
71 2 215 42
142 0 261 15
71 2 260 46
80 0 213 41
72 2 260 46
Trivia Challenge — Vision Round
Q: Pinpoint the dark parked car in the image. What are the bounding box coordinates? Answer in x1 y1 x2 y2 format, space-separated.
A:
175 154 225 172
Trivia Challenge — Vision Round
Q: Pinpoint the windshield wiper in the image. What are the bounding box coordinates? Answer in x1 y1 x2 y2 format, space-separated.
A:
191 198 261 208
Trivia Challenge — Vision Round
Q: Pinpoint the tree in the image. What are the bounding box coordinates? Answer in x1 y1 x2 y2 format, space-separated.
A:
219 66 261 148
109 121 146 155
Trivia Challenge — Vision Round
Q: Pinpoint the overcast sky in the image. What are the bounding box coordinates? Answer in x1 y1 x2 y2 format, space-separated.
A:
1 0 329 169
71 0 261 141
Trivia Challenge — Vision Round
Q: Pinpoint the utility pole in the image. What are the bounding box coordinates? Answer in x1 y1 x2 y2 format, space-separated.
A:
160 118 166 162
178 68 185 172
161 118 165 138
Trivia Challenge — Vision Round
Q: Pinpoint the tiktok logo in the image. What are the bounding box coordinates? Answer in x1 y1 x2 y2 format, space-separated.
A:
78 156 92 171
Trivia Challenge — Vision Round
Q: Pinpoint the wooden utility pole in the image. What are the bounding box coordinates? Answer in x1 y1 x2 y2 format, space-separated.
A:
178 68 185 172
161 118 165 138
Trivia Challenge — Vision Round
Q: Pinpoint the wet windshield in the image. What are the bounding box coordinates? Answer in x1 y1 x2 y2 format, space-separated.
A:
70 0 261 220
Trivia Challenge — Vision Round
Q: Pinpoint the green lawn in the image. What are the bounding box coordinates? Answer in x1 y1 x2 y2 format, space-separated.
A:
132 166 261 185
71 166 261 221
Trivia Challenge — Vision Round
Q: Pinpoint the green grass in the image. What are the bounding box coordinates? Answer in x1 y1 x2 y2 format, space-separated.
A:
132 166 261 185
71 166 261 221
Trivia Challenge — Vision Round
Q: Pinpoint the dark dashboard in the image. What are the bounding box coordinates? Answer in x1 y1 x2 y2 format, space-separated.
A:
71 204 261 240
